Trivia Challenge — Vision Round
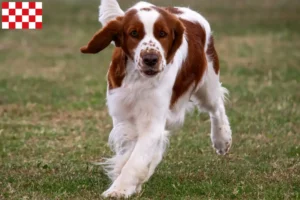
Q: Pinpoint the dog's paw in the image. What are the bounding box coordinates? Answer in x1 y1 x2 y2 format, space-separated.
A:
102 182 137 199
211 125 232 155
212 137 232 155
102 188 133 199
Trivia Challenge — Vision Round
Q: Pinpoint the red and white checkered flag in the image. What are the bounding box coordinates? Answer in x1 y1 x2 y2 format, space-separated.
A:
1 2 42 29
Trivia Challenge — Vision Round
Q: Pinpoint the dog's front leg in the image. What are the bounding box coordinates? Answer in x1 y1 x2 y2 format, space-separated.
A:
102 119 137 182
102 118 167 198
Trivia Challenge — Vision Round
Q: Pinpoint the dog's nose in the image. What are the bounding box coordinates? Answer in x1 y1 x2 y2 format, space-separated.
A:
143 54 159 67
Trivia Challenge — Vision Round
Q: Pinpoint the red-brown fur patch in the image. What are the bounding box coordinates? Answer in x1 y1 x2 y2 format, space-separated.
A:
80 9 145 59
107 48 127 90
80 17 124 54
80 9 145 89
206 36 220 74
170 19 207 107
151 7 207 107
152 7 185 63
121 9 145 60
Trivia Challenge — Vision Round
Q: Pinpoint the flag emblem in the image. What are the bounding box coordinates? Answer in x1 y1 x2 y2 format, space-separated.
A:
1 2 42 29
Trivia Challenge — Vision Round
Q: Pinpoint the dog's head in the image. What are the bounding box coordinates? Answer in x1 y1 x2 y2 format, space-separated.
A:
81 2 184 77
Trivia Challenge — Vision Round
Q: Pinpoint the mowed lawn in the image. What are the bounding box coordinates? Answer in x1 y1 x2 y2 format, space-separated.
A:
1 0 300 199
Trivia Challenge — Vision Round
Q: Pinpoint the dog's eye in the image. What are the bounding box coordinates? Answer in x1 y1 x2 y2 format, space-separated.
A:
130 30 139 38
159 31 167 38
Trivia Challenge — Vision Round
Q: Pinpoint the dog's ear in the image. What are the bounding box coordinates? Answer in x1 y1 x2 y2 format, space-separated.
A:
167 19 185 63
80 17 123 54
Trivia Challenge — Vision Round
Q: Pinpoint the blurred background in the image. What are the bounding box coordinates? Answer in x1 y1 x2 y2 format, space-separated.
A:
0 0 299 199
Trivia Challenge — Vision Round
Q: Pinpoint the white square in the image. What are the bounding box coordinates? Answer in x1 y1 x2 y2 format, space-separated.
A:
22 16 29 22
35 16 42 22
2 22 9 29
29 9 35 16
2 9 9 16
9 16 16 22
35 2 42 9
8 2 15 9
22 2 29 9
15 9 22 16
29 22 36 29
15 22 22 29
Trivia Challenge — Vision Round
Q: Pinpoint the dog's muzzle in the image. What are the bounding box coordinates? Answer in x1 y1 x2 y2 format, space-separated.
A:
140 51 162 77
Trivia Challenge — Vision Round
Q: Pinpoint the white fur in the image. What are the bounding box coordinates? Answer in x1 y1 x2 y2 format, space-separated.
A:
99 0 124 26
132 1 154 10
98 1 232 198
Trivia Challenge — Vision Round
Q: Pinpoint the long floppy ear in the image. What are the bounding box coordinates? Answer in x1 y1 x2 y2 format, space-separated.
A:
80 18 123 54
167 20 185 63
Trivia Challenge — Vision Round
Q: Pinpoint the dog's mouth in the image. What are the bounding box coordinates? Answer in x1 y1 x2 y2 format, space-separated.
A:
141 69 160 77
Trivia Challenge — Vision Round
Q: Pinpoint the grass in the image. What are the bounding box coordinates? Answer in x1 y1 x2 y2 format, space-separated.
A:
0 0 300 199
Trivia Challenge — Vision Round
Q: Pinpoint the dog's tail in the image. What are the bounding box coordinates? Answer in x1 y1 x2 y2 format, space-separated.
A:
99 0 124 26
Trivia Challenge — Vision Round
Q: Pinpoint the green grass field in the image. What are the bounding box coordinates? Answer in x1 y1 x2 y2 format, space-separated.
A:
1 0 300 199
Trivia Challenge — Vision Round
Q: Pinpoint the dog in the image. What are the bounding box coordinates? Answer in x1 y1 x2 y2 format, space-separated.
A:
80 0 232 198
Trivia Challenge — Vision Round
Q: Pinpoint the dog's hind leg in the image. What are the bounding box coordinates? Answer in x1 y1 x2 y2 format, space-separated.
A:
193 44 232 155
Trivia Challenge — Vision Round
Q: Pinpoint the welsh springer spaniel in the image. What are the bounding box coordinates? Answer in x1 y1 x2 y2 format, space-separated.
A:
81 0 232 198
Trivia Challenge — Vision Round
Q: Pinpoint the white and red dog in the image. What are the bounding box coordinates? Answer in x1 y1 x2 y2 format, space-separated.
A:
81 0 232 198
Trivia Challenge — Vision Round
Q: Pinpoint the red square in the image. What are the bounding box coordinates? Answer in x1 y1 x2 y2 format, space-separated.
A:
22 22 29 29
9 22 15 29
2 2 9 9
15 2 22 9
29 2 36 9
29 16 35 22
15 15 22 22
22 9 29 15
35 22 42 29
35 9 42 15
9 9 15 15
2 15 9 22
